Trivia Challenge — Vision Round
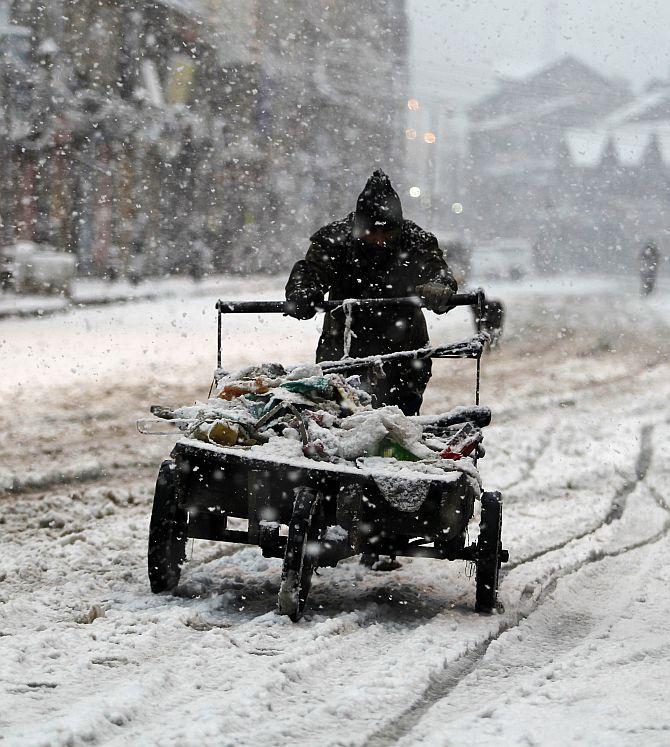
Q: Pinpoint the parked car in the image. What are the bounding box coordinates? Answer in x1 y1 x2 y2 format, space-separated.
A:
470 238 533 281
0 242 76 297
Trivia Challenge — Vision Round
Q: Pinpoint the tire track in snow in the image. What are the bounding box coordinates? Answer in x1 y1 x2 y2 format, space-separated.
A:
364 423 664 747
368 500 670 747
492 356 666 425
503 423 653 572
498 425 554 496
0 460 159 498
390 508 670 745
117 424 660 743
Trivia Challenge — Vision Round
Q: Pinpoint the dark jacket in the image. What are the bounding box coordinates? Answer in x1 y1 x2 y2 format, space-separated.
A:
285 212 457 360
640 242 659 273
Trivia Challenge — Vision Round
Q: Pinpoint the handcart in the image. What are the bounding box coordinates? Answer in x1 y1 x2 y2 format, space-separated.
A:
145 294 508 620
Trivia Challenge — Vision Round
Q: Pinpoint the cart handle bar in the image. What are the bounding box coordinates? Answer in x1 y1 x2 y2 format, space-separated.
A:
214 291 487 406
216 292 483 314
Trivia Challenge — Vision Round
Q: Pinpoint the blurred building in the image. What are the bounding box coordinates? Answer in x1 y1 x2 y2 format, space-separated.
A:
2 0 235 276
0 0 409 279
558 86 670 273
251 0 409 268
464 56 636 274
188 0 409 271
0 2 31 247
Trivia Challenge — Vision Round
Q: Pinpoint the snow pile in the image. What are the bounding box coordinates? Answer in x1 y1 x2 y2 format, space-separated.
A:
356 456 478 511
366 465 432 512
297 405 431 462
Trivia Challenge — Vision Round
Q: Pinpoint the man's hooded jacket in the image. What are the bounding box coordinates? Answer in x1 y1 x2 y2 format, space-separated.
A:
286 170 457 361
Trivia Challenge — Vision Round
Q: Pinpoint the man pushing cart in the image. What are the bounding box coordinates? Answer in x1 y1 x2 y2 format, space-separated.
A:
285 168 458 416
141 169 508 621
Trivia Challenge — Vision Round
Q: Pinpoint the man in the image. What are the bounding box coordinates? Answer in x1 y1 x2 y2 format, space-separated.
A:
640 239 660 297
285 169 457 415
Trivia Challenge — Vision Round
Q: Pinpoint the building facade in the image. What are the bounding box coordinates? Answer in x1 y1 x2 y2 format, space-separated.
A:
3 0 237 275
0 0 409 278
463 56 641 274
555 86 670 273
252 0 409 268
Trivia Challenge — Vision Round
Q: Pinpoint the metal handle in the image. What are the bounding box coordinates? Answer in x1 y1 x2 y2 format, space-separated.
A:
215 290 488 408
215 292 483 314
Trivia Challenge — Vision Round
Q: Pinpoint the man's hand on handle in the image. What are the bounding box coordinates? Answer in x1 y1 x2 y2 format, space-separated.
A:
285 293 324 320
416 282 455 313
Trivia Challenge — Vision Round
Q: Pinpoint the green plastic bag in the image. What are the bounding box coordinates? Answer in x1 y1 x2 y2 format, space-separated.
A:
374 437 421 462
280 377 334 397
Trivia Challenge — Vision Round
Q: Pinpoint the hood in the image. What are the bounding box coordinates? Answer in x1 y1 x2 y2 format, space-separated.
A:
352 169 403 239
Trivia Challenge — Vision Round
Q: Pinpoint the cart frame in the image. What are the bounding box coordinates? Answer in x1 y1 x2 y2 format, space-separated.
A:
147 294 508 620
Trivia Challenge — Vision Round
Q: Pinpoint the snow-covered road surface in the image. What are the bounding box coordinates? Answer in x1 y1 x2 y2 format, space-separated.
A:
1 276 669 746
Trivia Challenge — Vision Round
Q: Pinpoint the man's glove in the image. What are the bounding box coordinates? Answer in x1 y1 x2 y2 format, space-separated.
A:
416 282 455 313
285 294 323 320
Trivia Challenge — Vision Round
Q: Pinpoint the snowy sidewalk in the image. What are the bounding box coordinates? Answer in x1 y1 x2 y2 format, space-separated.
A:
0 274 285 320
2 272 666 321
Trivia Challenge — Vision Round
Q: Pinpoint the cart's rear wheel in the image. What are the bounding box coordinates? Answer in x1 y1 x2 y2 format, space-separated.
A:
278 487 323 622
148 460 187 593
476 491 504 613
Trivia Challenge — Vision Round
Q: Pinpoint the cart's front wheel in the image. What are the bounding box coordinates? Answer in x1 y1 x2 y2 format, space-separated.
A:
476 491 504 613
278 487 323 621
148 460 187 593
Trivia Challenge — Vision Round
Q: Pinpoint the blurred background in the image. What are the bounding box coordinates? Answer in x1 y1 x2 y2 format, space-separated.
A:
1 10 670 734
0 0 667 298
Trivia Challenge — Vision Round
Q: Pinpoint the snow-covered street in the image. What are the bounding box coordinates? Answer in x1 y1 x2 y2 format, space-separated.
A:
2 276 670 746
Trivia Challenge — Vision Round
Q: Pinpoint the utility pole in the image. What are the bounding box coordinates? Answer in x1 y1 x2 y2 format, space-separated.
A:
0 1 14 248
0 69 13 248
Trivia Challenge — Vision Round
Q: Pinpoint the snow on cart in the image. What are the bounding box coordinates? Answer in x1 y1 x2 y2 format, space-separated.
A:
139 294 508 620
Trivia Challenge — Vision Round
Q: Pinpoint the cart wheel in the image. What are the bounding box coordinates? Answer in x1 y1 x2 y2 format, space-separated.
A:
148 460 187 593
277 487 323 622
476 491 504 613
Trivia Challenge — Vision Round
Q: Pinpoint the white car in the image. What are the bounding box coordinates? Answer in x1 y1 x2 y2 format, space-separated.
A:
470 238 533 281
1 242 76 297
